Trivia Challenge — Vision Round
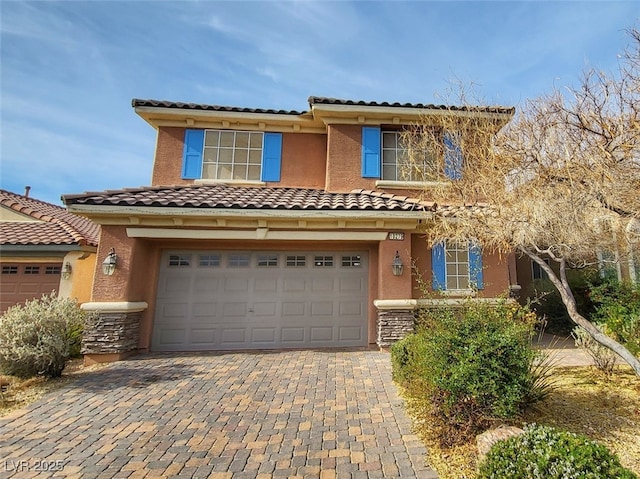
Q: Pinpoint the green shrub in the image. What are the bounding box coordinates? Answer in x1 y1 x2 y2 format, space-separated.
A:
589 280 640 356
391 330 432 390
478 424 637 479
0 293 87 378
393 301 540 444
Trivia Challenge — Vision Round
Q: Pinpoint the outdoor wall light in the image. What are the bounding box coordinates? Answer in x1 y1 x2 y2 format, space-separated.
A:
391 250 404 276
61 262 72 280
102 248 118 276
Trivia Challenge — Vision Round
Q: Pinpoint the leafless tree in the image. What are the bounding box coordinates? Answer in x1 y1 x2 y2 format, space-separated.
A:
404 28 640 375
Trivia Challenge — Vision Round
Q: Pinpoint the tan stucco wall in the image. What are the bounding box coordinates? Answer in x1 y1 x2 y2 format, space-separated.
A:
57 250 96 303
0 206 42 222
267 133 327 189
377 234 413 300
151 127 191 186
325 125 376 192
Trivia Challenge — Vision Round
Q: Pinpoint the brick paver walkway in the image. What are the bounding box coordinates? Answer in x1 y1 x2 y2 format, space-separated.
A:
1 350 437 478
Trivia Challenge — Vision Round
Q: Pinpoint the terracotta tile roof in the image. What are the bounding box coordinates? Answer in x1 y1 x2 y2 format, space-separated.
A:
63 185 434 212
435 203 493 217
308 96 516 115
132 99 305 116
0 189 99 247
132 97 515 116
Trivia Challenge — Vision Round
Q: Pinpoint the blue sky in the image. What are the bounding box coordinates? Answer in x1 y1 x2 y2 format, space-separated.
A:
1 1 638 206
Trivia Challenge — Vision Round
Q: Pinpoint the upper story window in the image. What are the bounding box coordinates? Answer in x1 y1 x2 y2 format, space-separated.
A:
182 129 282 182
381 131 438 181
432 240 484 292
203 130 263 181
362 127 462 182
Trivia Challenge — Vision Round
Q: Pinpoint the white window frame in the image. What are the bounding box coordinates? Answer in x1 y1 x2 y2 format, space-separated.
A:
202 130 263 181
445 241 471 291
381 130 437 182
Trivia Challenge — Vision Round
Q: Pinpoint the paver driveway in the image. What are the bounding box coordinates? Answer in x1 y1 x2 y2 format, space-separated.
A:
1 350 437 478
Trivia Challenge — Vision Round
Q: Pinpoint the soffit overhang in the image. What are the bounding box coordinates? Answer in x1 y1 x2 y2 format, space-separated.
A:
134 106 326 133
66 204 429 231
310 103 515 127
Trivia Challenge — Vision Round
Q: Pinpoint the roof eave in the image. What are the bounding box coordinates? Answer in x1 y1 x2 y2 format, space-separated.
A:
134 106 325 133
66 204 432 231
310 103 514 126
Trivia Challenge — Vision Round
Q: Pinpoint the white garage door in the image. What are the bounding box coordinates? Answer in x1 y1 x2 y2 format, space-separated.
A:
151 250 369 351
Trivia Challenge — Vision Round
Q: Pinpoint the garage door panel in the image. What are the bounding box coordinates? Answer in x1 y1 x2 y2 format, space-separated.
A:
254 278 278 292
19 282 41 294
251 328 277 343
189 329 216 345
310 302 333 316
163 276 191 294
225 278 250 292
221 328 246 344
283 279 305 292
339 277 365 292
281 328 305 342
222 302 247 316
158 303 189 319
253 302 277 316
339 301 363 316
194 278 219 292
282 302 305 316
339 327 363 341
152 250 368 351
311 278 334 292
310 327 334 342
192 302 217 317
157 328 187 346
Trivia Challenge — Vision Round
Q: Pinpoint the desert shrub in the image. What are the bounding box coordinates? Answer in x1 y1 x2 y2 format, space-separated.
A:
393 301 540 444
572 325 618 375
478 423 637 479
0 293 87 378
589 280 640 356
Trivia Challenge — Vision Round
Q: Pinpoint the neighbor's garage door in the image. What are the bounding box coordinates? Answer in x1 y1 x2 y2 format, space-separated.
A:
152 250 368 351
0 263 62 313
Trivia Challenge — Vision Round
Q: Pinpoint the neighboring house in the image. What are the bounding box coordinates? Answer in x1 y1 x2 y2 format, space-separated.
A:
516 247 639 304
0 189 99 313
63 96 517 364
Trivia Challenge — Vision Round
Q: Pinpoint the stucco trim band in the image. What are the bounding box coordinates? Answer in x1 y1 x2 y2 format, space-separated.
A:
126 228 389 241
373 299 418 310
81 301 149 313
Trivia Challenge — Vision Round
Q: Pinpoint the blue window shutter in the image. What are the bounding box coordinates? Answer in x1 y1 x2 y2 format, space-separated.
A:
261 133 282 182
432 242 446 290
182 129 204 179
469 241 484 290
444 131 463 180
361 127 381 178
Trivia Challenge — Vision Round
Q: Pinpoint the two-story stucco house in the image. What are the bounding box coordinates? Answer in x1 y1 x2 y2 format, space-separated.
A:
63 96 517 364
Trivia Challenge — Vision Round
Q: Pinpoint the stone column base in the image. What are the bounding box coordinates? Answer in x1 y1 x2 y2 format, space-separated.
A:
80 302 148 360
374 299 418 348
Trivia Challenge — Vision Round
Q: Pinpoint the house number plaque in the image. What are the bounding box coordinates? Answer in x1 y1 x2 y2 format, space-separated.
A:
388 232 404 241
